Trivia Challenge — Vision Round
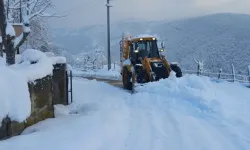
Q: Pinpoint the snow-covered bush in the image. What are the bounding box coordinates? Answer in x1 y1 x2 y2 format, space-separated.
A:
68 47 107 70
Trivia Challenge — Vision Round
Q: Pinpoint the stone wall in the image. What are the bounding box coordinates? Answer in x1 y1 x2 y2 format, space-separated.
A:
53 63 68 105
0 63 69 140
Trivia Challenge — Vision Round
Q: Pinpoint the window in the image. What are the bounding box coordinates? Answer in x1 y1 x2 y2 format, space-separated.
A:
132 40 160 59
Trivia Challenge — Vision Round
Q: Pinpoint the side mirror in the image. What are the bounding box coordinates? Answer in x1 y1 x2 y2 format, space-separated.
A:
161 41 165 48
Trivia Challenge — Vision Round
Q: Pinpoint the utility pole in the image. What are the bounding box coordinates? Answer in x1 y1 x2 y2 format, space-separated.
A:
106 0 111 70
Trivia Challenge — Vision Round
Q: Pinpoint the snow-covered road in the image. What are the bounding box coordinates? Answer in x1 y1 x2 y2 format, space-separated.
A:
0 74 250 150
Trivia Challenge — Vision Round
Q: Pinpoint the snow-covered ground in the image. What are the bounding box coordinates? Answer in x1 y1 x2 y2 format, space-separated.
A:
72 63 121 80
0 73 250 150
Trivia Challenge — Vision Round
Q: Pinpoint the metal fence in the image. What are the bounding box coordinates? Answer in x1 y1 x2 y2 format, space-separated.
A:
182 63 250 87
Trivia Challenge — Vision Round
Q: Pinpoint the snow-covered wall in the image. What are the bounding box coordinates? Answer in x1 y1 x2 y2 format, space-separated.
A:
0 49 67 139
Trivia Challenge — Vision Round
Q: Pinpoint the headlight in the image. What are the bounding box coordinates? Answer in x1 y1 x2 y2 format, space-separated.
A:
153 62 163 67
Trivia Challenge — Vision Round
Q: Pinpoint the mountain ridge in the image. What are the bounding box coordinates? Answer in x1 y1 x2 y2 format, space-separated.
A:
51 13 250 74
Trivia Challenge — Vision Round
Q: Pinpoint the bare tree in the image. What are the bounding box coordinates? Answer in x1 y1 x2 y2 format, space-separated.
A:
0 0 6 57
7 0 61 52
0 0 17 65
8 0 59 20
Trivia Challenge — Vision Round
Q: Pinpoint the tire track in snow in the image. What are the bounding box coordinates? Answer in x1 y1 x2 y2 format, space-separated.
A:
141 94 186 150
84 78 249 150
171 110 241 150
129 92 242 150
149 96 184 150
122 98 154 150
122 94 185 150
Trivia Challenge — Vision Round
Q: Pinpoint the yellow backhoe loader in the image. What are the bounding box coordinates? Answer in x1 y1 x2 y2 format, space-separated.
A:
119 33 182 90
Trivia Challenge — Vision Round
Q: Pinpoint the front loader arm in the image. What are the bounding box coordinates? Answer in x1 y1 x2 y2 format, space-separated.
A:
142 58 154 82
162 56 171 77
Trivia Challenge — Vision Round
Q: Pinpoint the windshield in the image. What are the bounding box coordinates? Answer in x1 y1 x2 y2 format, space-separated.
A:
131 40 160 59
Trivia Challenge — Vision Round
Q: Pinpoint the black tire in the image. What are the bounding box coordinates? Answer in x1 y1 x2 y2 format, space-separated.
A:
122 67 133 90
170 64 182 78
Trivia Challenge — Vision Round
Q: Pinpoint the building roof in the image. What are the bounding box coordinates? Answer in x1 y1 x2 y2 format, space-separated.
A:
0 23 23 37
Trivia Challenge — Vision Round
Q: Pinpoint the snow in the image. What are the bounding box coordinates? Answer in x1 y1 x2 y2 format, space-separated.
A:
6 22 16 37
11 23 23 26
21 16 31 33
11 49 54 81
22 25 31 33
72 69 121 80
54 104 71 117
51 57 67 65
0 58 31 124
44 52 55 57
45 51 67 65
23 15 29 24
133 33 159 39
0 73 249 149
72 63 121 80
7 49 66 81
14 33 23 47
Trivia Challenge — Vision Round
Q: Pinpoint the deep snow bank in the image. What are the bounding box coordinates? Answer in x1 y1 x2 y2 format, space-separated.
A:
0 58 30 123
135 73 250 149
0 75 249 150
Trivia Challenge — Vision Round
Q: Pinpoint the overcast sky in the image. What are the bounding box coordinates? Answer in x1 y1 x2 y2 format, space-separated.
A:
48 0 250 29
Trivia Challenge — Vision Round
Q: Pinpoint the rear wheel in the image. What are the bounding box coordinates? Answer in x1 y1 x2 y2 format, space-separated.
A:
170 64 182 78
122 67 133 90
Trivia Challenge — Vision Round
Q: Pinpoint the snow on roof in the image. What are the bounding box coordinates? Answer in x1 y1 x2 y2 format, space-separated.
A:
132 34 161 40
11 23 23 26
6 22 16 37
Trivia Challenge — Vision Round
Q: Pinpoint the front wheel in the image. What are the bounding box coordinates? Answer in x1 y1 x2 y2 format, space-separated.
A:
170 64 182 78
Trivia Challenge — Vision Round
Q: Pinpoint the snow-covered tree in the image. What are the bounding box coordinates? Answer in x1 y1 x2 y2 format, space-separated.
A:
0 0 31 65
68 47 107 70
194 58 205 75
6 0 59 52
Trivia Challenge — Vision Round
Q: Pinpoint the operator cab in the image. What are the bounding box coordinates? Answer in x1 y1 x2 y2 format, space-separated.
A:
129 37 164 64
